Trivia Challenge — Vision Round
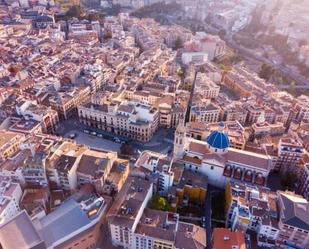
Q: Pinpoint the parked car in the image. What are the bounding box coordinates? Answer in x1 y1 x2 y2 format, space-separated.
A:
97 133 103 138
83 129 90 134
113 137 121 143
69 133 76 139
91 131 97 136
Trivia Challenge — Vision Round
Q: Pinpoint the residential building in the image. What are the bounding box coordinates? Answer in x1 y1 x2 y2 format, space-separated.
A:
0 195 107 249
78 100 159 142
212 228 246 249
135 151 174 194
0 131 24 162
76 149 117 193
0 176 22 224
276 191 309 249
275 137 304 173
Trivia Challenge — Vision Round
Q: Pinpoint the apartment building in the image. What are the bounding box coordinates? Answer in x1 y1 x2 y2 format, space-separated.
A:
299 163 309 201
135 151 174 194
275 137 304 173
0 176 22 224
49 86 90 120
189 103 220 123
0 195 107 249
76 150 117 193
276 191 309 249
47 142 87 191
0 131 24 162
212 228 246 249
78 100 159 142
194 72 220 99
109 178 154 248
108 177 206 249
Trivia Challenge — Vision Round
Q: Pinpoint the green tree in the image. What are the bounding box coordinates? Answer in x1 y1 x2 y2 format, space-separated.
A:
66 5 82 19
258 63 275 81
174 37 183 50
218 29 226 38
120 142 133 156
148 195 172 211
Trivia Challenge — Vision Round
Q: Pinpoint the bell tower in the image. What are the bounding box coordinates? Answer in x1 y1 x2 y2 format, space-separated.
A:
173 123 186 159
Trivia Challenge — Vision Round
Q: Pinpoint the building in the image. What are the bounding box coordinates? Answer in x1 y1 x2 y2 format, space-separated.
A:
109 178 154 248
78 100 159 142
181 51 208 65
0 131 24 162
184 32 226 60
185 121 246 150
212 228 246 249
276 191 309 249
0 176 23 224
135 151 174 194
275 137 304 173
49 86 90 120
173 122 273 188
20 187 49 216
76 149 116 193
194 72 220 99
299 163 309 201
225 181 278 240
0 195 107 249
0 210 46 249
189 103 221 123
108 177 206 249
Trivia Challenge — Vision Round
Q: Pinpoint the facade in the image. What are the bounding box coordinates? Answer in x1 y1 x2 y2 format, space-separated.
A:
78 101 159 142
0 131 24 162
49 86 90 120
299 164 309 201
275 137 304 173
174 123 272 188
0 196 107 249
0 176 22 224
276 191 309 249
135 151 174 194
194 72 220 99
76 150 116 193
189 103 220 123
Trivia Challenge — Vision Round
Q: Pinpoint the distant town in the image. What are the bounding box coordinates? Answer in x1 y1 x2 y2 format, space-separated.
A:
0 0 308 249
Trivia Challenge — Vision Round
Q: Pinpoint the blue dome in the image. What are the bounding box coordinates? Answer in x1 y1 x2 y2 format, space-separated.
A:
207 130 230 149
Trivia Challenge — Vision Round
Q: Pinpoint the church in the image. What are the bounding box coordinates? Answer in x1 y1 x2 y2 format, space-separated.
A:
173 122 273 188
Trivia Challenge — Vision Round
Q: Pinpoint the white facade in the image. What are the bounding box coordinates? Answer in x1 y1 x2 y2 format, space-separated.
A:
182 52 208 65
0 178 22 224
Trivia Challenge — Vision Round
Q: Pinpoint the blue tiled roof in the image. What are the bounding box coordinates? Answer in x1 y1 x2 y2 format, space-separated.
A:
207 130 229 149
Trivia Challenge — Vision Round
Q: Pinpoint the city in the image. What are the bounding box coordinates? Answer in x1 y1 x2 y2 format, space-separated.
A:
0 0 308 249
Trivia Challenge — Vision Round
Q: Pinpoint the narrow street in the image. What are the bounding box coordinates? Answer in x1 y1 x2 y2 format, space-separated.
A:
204 185 213 249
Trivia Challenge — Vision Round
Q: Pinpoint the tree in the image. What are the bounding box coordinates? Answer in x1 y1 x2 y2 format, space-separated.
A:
148 195 172 211
218 29 226 38
66 5 83 19
258 63 275 81
174 37 183 50
120 142 133 156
